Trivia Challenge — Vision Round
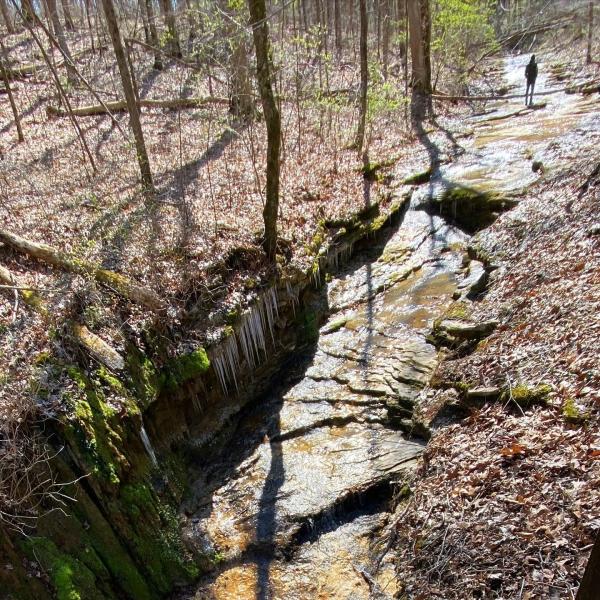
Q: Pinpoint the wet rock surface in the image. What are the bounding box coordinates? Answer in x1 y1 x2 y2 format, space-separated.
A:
177 208 467 599
176 55 600 599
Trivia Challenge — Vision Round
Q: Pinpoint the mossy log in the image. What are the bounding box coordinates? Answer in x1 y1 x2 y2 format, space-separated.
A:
0 228 163 310
0 263 47 313
47 96 229 117
71 323 125 371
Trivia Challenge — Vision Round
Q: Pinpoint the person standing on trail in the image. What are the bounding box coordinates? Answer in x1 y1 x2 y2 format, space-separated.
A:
525 55 538 107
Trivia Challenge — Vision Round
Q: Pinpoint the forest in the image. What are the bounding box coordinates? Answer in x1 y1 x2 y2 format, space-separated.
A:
0 0 599 598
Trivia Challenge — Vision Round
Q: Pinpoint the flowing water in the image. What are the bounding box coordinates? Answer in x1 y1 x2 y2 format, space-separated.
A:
176 56 599 599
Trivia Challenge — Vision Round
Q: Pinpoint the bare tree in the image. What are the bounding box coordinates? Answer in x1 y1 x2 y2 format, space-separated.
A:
145 0 163 69
407 0 432 124
46 0 77 84
354 0 368 152
248 0 281 260
0 39 23 142
0 0 15 34
21 0 36 23
101 0 155 201
158 0 182 57
586 0 594 64
60 0 75 31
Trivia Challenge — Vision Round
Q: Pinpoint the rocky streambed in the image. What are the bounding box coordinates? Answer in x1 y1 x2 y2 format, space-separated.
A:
173 54 600 599
175 207 470 599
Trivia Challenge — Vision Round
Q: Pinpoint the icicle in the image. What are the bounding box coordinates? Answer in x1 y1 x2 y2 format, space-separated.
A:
286 281 298 316
238 317 256 369
212 352 228 393
264 292 276 346
140 424 158 468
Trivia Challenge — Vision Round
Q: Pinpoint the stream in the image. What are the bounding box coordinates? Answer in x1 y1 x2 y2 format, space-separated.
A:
175 56 599 599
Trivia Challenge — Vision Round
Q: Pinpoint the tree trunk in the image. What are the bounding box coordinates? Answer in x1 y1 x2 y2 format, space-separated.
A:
21 0 36 22
139 0 151 43
586 0 593 64
145 0 163 69
0 40 23 142
0 0 14 33
101 0 155 202
46 0 77 84
354 0 367 152
60 0 75 30
248 0 281 261
158 0 181 57
407 0 432 124
229 34 254 122
577 531 600 600
333 0 342 57
47 95 227 116
382 0 391 79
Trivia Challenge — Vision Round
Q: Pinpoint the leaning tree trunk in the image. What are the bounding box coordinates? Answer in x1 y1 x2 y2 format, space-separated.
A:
158 0 181 57
101 0 155 202
0 0 14 33
248 0 281 261
354 0 367 152
407 0 432 125
577 531 600 600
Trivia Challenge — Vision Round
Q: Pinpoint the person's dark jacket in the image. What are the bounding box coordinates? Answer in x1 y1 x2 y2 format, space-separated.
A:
525 61 538 82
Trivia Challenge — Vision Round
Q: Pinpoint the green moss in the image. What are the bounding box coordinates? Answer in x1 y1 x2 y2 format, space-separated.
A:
505 383 551 408
22 538 103 600
360 157 396 181
402 167 432 185
122 482 155 519
126 349 161 408
297 307 319 345
161 347 210 391
322 316 348 334
225 308 241 326
444 301 471 321
64 367 127 485
562 397 589 424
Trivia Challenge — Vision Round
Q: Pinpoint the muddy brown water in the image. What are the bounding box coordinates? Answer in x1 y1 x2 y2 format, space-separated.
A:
175 56 599 599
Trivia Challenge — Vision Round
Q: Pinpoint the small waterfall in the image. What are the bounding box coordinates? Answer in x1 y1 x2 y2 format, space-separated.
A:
140 424 158 468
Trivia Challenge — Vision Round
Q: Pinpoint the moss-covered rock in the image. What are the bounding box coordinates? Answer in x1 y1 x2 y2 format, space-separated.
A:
402 167 433 185
435 186 517 233
503 383 551 408
160 348 210 392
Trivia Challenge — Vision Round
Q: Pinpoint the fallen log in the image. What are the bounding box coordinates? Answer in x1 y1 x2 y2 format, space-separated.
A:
0 263 125 369
0 228 164 310
4 62 42 80
71 323 125 371
47 96 229 117
0 263 47 313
